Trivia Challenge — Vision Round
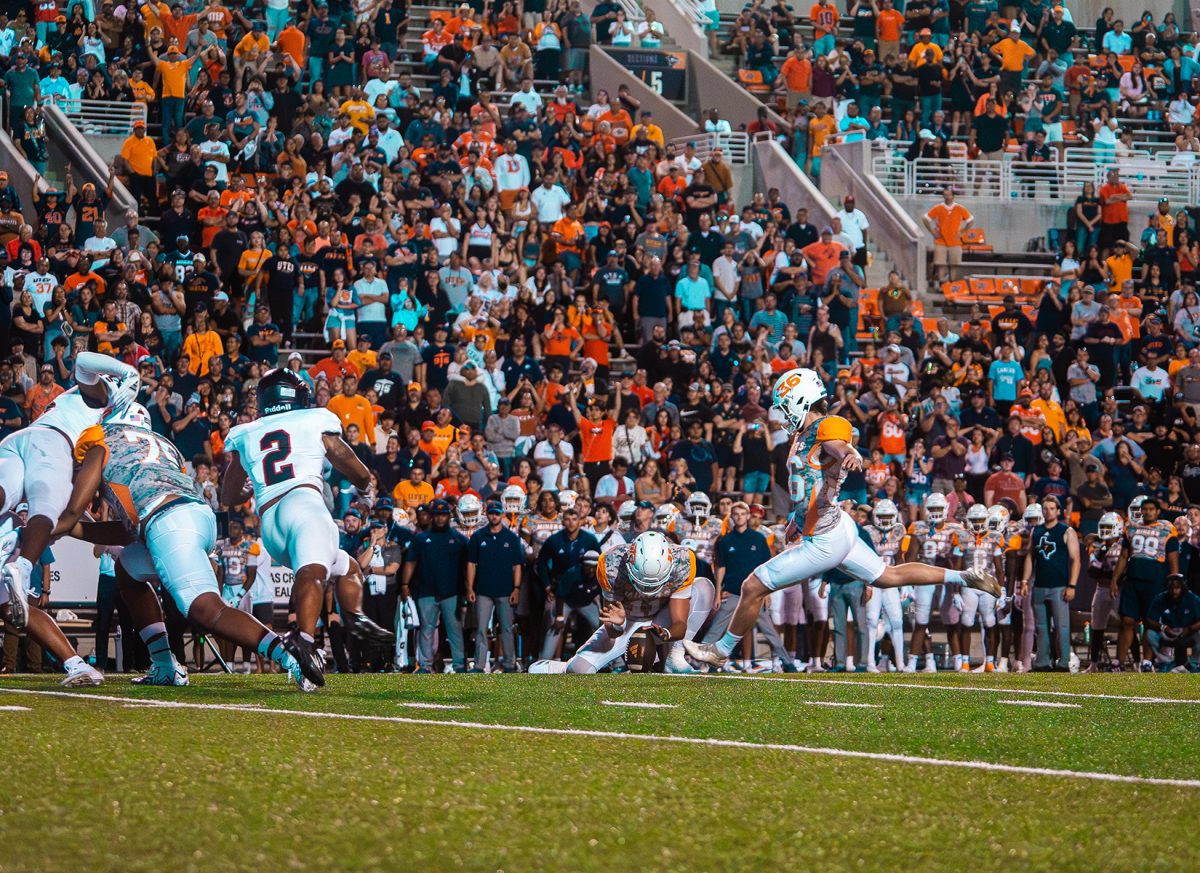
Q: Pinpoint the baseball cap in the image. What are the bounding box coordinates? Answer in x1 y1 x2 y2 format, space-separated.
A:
430 499 452 515
485 501 504 514
919 27 932 35
421 419 436 430
287 351 303 363
133 119 146 129
331 339 346 349
408 382 422 393
749 504 766 517
213 291 229 302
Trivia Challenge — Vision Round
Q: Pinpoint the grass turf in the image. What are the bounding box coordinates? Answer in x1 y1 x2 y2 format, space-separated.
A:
1 672 1198 872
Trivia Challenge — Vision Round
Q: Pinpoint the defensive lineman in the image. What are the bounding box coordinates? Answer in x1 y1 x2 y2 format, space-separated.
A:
221 369 373 687
58 403 309 687
685 368 1000 669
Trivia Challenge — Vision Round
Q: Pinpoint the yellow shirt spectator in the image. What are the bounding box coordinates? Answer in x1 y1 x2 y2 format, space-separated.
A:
990 34 1035 72
327 392 376 443
183 328 224 376
234 31 269 59
120 125 158 175
348 348 378 374
393 478 435 508
630 122 664 148
156 49 195 99
340 98 376 135
908 39 943 66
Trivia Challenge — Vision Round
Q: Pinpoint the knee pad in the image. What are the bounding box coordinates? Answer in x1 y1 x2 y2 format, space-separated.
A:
566 656 598 674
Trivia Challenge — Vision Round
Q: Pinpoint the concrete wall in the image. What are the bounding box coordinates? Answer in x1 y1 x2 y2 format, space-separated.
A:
820 140 927 290
657 0 710 56
43 104 137 228
0 128 50 213
589 45 698 140
685 49 788 132
752 137 837 224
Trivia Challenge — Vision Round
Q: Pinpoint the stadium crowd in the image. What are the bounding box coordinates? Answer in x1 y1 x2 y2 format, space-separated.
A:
0 0 1198 677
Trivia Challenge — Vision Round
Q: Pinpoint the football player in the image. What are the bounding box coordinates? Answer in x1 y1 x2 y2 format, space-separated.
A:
0 354 136 635
1014 502 1045 672
530 531 715 674
986 502 1023 672
57 403 308 688
220 368 373 687
904 492 966 673
1084 511 1125 671
685 369 999 670
453 494 486 539
676 491 724 579
960 504 1006 672
864 499 908 672
1113 497 1180 671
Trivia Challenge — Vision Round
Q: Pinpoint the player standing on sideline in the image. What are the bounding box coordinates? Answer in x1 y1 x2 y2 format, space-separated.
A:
1085 511 1125 671
676 492 724 580
904 492 965 673
960 504 1006 672
213 517 263 672
684 369 1000 670
864 499 908 672
55 403 309 688
0 352 138 686
453 494 487 539
529 531 716 674
987 500 1023 672
221 369 373 687
1113 497 1179 672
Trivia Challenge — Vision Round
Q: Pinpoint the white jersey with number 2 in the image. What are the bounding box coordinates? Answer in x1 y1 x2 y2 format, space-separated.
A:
224 409 344 506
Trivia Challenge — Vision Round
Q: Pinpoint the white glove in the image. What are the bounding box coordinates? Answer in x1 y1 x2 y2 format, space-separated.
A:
951 593 964 612
996 591 1009 613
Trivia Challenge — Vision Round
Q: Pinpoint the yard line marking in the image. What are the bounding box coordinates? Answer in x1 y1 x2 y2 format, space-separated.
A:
3 687 1199 790
0 705 30 711
600 700 677 709
800 701 881 709
397 702 469 710
999 700 1082 709
696 674 1200 705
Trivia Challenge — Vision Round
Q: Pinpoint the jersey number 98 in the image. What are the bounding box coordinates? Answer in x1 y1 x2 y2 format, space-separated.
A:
260 430 295 486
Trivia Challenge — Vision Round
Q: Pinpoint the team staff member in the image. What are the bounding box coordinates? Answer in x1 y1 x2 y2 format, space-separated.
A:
700 502 795 671
402 499 469 673
1114 497 1179 671
1021 495 1079 671
538 507 602 659
466 501 525 673
1144 574 1200 671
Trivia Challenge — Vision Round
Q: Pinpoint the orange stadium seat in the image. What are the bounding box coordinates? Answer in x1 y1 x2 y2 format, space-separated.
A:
997 277 1021 298
943 280 969 301
961 227 992 252
968 278 995 299
860 288 880 316
737 69 771 94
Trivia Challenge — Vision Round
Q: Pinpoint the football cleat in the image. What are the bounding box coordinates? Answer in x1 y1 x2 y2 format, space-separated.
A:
131 663 189 686
61 662 104 687
984 662 996 673
962 567 1002 598
996 658 1009 673
971 663 987 673
283 631 326 687
346 611 396 645
665 651 698 674
2 559 31 629
922 659 938 673
960 661 971 672
682 639 728 669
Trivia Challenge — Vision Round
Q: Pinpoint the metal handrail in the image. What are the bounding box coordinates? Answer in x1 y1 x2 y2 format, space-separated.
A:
46 98 147 137
667 131 750 163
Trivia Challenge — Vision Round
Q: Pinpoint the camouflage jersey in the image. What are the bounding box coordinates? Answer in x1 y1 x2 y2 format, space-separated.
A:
1087 539 1123 582
596 541 696 620
960 530 1004 574
1125 520 1179 584
787 414 854 538
522 513 563 559
906 520 966 567
867 524 907 567
212 537 262 604
452 517 486 540
76 423 205 535
676 516 725 565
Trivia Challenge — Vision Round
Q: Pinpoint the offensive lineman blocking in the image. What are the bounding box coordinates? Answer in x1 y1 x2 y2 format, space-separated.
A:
685 368 1001 669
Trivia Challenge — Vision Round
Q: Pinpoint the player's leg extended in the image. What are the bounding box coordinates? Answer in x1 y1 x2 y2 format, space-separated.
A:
332 553 395 646
142 505 307 687
564 619 651 674
113 553 187 685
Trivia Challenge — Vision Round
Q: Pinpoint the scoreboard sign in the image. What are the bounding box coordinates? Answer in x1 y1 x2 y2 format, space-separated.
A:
610 48 688 101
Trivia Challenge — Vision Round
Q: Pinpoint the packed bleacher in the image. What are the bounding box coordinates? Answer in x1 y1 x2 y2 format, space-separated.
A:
0 0 1198 678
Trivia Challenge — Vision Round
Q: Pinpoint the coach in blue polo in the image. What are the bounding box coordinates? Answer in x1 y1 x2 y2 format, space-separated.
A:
403 499 469 673
466 500 525 673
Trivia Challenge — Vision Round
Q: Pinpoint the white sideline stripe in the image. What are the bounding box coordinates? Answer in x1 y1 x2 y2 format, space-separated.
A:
999 700 1082 709
3 687 1198 789
600 700 677 709
0 705 30 711
397 702 469 710
700 674 1200 705
800 700 881 709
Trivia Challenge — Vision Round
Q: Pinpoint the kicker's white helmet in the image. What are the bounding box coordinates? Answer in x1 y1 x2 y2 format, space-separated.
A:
685 491 711 521
653 502 680 530
1098 511 1124 541
925 492 948 524
772 368 827 432
501 485 526 514
986 505 1010 533
628 531 675 597
1128 495 1147 526
872 499 899 529
1024 503 1044 526
106 401 151 431
966 503 989 534
558 489 578 512
456 494 482 526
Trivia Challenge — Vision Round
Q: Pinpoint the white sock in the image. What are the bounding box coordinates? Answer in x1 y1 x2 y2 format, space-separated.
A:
63 655 86 671
845 656 855 670
715 630 742 657
925 653 936 666
953 654 962 670
139 622 176 669
986 655 994 665
944 569 964 585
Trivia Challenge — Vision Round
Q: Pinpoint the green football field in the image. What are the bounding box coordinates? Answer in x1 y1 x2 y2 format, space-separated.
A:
2 672 1199 872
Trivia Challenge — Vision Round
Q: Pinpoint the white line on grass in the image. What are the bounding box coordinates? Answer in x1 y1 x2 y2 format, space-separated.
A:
0 705 30 711
397 702 469 710
699 674 1200 705
999 700 1082 709
3 687 1198 790
600 700 677 709
800 701 881 709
